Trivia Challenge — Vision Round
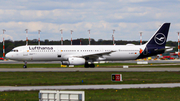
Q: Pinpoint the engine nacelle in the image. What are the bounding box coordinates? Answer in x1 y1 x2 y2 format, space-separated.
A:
62 57 85 65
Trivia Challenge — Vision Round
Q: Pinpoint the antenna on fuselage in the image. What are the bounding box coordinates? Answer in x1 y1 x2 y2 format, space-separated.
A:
25 29 28 45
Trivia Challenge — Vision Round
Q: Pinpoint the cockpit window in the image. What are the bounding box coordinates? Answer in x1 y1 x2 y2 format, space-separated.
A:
11 50 18 52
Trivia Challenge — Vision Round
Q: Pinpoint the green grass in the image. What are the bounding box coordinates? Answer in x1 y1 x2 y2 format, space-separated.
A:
0 72 180 86
1 88 180 101
0 91 37 101
1 63 180 68
0 63 137 68
0 64 62 68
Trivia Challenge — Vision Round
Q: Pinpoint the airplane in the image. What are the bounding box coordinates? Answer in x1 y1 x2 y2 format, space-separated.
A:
5 23 170 68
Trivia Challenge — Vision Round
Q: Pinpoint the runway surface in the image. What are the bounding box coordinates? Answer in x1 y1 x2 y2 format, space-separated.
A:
1 68 180 72
1 60 180 92
1 83 180 91
0 60 180 64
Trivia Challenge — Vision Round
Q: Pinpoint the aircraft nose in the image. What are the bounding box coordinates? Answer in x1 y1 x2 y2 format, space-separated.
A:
5 52 11 59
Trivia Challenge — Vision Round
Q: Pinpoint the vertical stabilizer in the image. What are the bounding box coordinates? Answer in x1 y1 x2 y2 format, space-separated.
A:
137 23 170 59
145 23 170 47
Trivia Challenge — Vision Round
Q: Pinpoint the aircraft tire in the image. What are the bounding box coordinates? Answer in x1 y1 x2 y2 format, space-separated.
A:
84 64 89 68
84 62 89 68
90 64 95 68
23 65 27 68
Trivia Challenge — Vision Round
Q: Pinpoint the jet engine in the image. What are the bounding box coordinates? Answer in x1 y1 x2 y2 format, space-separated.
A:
62 57 85 65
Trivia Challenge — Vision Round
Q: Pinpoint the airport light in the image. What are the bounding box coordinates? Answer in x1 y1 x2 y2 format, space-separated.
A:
38 30 41 45
140 32 143 45
60 29 63 45
112 29 115 45
71 30 73 45
25 29 28 45
178 32 180 59
2 29 5 58
88 30 90 45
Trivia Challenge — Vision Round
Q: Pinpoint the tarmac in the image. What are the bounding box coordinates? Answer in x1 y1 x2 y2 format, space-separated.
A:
1 68 180 72
0 59 180 64
1 83 180 91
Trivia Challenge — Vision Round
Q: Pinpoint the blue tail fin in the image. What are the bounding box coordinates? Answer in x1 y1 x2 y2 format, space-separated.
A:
146 23 170 47
137 23 170 59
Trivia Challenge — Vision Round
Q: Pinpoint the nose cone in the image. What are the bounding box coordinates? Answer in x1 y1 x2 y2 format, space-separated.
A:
5 52 11 59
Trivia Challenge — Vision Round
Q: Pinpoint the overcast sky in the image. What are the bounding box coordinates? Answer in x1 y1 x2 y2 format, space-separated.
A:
0 0 180 42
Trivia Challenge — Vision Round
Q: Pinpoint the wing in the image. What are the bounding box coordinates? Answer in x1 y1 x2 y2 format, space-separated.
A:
73 51 115 61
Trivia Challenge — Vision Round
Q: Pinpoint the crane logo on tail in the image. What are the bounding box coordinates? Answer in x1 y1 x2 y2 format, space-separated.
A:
154 33 166 45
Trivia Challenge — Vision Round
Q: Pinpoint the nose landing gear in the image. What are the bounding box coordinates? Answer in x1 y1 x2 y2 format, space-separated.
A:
23 61 27 68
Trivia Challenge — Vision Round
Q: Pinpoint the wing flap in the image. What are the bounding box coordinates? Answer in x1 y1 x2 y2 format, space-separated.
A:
74 51 115 60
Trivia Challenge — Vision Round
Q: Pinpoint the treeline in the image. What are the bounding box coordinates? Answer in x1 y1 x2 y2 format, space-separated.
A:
0 38 178 57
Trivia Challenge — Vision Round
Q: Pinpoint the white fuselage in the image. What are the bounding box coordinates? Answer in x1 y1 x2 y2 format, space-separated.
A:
6 44 146 61
5 23 170 67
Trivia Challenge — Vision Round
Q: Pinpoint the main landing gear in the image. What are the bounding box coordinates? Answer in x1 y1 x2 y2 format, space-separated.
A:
23 61 27 68
84 62 95 68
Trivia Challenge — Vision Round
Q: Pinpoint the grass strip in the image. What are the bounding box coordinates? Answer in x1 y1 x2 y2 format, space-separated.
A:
1 63 180 68
1 88 180 101
0 63 137 68
0 64 62 68
0 72 180 86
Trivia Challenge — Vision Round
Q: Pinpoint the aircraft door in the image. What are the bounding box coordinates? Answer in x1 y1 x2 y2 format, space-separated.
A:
23 47 28 56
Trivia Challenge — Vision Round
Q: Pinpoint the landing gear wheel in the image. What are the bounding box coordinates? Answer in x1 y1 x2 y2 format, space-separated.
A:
90 64 95 68
23 61 27 68
23 65 27 68
84 62 89 68
84 62 95 68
